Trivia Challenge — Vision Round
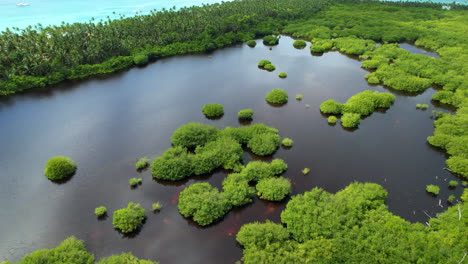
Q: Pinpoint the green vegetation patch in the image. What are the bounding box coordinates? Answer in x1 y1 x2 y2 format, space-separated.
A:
94 206 107 217
264 64 276 71
44 156 77 181
341 113 361 128
135 157 150 170
302 168 310 175
426 184 440 195
202 103 224 118
258 60 272 68
256 177 292 201
152 202 162 211
278 72 288 78
293 40 307 49
327 116 338 124
265 88 288 104
246 40 256 47
129 177 142 187
237 182 468 263
263 35 279 46
295 94 303 100
449 180 458 188
282 138 294 147
133 54 149 66
238 109 254 120
112 202 146 233
2 236 159 264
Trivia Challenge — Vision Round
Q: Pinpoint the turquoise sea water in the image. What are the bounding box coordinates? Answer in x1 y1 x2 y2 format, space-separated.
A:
0 0 467 32
0 0 225 31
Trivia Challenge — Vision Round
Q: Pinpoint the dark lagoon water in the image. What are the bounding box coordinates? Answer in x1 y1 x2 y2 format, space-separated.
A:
0 36 463 263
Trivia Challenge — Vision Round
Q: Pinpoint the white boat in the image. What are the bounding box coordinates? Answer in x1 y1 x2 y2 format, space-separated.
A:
16 3 30 6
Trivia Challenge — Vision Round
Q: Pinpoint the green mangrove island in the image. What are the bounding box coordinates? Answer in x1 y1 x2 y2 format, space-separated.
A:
1 0 468 263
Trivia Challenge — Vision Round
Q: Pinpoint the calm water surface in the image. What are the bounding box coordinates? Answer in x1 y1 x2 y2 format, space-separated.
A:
0 37 462 263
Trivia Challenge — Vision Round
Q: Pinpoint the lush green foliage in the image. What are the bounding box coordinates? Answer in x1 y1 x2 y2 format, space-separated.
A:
112 202 146 233
152 202 161 211
462 189 468 202
44 156 77 181
278 72 287 78
0 0 331 95
426 185 440 195
202 103 224 118
256 177 292 201
265 88 288 104
282 138 294 147
178 183 232 226
133 54 149 66
448 195 456 203
449 180 458 188
292 40 307 49
94 206 107 217
238 182 468 263
129 178 142 187
171 122 219 149
135 157 150 170
327 116 337 124
263 64 276 71
295 94 303 100
247 133 280 156
302 168 310 175
319 100 343 115
246 40 257 47
151 146 194 181
263 35 279 45
341 113 361 128
238 109 254 120
3 236 158 264
257 60 271 67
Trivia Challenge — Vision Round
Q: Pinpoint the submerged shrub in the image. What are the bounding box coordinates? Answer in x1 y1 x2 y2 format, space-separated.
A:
448 195 455 203
449 180 458 188
265 88 288 104
282 138 294 147
426 185 440 195
341 113 361 128
171 122 219 149
264 64 276 71
296 94 303 100
112 202 146 233
421 104 429 109
135 157 150 170
238 109 254 120
263 35 279 45
320 100 343 115
256 177 292 201
44 156 77 181
248 133 280 156
246 40 256 47
328 116 338 124
178 183 231 226
302 168 310 175
133 54 149 66
152 202 162 211
202 103 224 118
129 177 142 187
293 40 307 49
94 206 107 217
416 104 422 108
258 60 272 67
278 72 288 78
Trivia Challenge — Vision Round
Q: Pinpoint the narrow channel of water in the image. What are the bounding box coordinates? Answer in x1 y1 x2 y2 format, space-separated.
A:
0 36 461 263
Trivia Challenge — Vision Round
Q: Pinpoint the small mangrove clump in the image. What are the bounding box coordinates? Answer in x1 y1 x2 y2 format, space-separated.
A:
421 104 429 109
302 168 310 175
246 40 256 47
320 100 343 115
202 103 224 118
265 88 288 104
152 202 162 211
278 72 287 78
129 177 142 187
94 206 107 217
264 64 276 71
293 40 307 49
448 195 456 203
449 180 458 188
44 156 77 181
341 113 361 128
416 104 421 108
133 54 149 66
247 133 280 156
328 116 338 124
258 60 271 67
135 157 150 170
112 202 146 233
296 94 303 100
238 109 254 120
263 35 279 46
426 185 440 196
256 177 292 201
282 138 294 147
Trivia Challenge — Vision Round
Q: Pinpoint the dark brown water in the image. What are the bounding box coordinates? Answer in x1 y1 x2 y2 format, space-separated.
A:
0 36 462 263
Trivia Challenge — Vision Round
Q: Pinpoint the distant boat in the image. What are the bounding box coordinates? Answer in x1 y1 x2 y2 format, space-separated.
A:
16 3 30 6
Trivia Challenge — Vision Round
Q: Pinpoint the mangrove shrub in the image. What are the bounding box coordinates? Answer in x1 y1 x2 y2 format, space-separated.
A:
112 202 146 233
265 88 288 104
246 40 256 47
171 122 219 149
202 103 224 118
282 138 294 147
238 109 254 120
263 35 279 46
135 157 150 170
258 60 272 68
256 177 292 201
94 206 107 217
44 156 77 181
247 133 280 156
278 72 287 78
341 113 361 128
426 185 440 195
264 64 276 71
293 40 307 49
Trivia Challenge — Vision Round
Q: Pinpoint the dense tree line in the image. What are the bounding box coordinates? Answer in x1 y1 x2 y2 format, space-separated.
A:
237 183 468 263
